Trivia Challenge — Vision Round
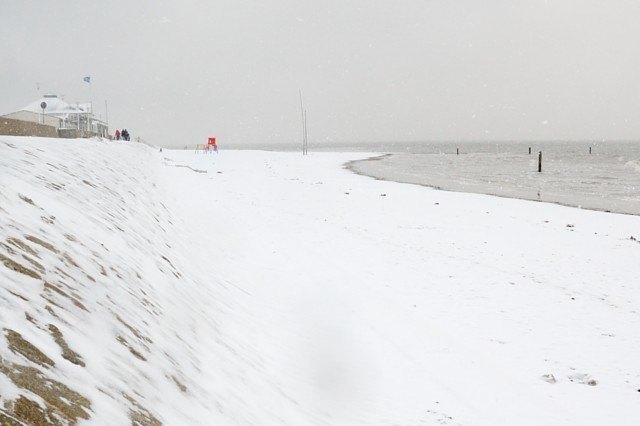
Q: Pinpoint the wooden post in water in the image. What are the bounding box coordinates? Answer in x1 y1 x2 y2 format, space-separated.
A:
456 148 459 155
538 151 542 173
529 147 532 155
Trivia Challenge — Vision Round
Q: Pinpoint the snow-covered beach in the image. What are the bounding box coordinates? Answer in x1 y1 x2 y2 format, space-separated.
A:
1 136 640 425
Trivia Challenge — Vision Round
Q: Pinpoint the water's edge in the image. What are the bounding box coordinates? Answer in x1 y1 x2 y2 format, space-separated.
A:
344 154 638 217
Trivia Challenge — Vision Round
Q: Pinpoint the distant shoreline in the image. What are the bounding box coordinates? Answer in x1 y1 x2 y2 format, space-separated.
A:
345 153 640 216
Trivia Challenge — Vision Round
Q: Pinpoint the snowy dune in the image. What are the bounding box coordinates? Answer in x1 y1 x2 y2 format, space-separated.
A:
1 136 640 425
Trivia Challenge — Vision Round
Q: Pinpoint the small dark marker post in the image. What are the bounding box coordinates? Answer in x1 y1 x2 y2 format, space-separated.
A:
589 146 592 154
538 151 542 173
529 147 532 155
456 148 459 155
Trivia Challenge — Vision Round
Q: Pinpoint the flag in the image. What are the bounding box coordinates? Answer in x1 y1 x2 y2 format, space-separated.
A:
83 76 91 83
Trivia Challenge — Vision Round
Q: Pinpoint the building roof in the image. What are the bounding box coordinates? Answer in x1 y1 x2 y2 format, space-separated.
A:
22 94 90 115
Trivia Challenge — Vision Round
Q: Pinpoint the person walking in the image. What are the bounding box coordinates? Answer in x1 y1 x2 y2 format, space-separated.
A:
115 129 121 140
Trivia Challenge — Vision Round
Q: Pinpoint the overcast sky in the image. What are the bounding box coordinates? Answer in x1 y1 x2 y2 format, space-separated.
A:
1 0 639 147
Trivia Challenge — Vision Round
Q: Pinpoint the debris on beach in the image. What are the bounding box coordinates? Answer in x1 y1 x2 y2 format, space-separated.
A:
568 373 598 386
541 374 557 384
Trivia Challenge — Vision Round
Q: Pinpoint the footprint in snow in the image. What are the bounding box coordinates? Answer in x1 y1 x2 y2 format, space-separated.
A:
426 408 459 425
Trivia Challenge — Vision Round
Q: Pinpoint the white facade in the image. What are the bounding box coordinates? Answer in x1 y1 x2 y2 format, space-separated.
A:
2 94 109 137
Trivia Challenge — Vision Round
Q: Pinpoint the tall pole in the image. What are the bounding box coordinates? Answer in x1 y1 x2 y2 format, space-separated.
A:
299 90 305 156
304 109 308 155
89 80 93 133
105 100 109 134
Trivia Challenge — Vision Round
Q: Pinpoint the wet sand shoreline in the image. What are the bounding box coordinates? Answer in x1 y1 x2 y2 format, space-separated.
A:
345 153 640 216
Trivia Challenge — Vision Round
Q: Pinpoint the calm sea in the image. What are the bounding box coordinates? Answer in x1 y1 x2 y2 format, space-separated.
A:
339 141 640 215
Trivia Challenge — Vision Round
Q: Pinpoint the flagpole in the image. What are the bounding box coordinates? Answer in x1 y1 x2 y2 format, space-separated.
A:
89 80 93 114
83 76 93 133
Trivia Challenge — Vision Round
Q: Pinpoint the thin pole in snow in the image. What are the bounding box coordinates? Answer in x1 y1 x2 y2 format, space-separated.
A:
304 109 308 155
304 109 309 155
299 90 306 156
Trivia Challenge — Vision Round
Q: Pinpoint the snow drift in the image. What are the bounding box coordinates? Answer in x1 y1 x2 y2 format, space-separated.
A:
0 137 266 424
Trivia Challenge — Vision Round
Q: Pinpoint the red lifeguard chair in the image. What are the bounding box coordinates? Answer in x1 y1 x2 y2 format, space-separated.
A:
208 137 218 152
196 137 218 154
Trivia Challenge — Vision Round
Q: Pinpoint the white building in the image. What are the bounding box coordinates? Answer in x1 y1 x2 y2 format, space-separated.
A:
2 94 109 137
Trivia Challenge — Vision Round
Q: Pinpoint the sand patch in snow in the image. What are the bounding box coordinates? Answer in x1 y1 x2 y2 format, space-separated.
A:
25 236 58 254
43 282 89 312
15 395 51 425
18 194 35 206
169 375 187 393
116 335 147 362
47 324 84 367
0 253 41 280
4 329 54 368
116 315 152 346
6 237 40 258
124 394 161 426
0 358 91 423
